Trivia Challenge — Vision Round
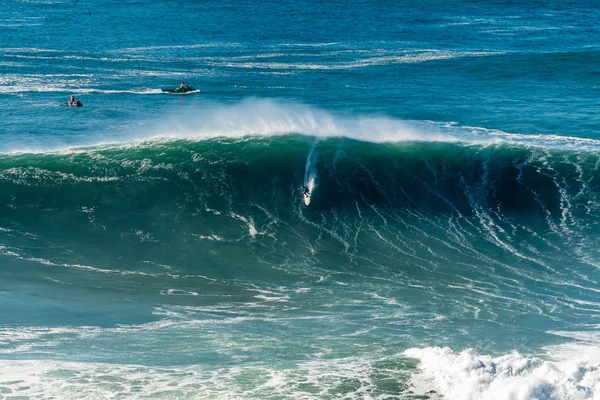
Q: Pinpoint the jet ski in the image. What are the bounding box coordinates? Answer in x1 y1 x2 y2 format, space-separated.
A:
62 99 83 107
161 85 200 94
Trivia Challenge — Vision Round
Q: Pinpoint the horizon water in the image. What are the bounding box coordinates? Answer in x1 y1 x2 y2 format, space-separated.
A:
1 0 600 399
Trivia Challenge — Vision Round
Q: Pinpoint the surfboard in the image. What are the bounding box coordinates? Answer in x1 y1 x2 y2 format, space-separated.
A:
303 191 311 206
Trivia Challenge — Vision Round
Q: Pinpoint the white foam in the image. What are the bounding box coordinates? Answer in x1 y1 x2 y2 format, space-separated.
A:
0 47 64 53
191 233 226 242
116 42 243 52
548 330 600 344
0 355 405 399
160 289 200 296
404 346 600 400
280 42 341 47
0 85 164 95
229 212 259 237
203 50 502 70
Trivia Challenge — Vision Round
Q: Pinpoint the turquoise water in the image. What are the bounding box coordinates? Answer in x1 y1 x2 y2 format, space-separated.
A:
1 1 600 398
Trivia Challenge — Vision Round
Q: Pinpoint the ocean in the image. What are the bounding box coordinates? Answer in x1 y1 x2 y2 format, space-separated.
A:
1 0 600 398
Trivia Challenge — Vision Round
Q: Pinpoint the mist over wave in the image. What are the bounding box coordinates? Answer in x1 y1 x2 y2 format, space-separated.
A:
139 99 600 152
147 99 445 143
6 99 600 155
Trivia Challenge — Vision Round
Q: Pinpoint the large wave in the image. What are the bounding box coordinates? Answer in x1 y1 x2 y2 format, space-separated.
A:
2 116 600 399
1 134 600 280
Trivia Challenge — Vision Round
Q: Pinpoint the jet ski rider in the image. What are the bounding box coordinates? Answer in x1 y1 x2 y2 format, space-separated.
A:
68 95 81 106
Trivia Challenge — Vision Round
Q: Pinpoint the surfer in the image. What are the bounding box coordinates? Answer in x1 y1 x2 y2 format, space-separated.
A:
300 185 312 205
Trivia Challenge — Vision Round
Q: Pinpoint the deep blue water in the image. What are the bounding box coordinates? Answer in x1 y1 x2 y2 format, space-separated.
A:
1 0 600 398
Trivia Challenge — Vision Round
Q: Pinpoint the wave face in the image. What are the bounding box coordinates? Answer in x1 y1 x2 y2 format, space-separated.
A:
0 140 600 332
3 136 600 266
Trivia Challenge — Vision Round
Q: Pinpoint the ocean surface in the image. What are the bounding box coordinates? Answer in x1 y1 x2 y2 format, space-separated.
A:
1 0 600 398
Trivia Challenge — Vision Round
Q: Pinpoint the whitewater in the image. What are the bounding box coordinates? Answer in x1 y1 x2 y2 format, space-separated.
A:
2 0 600 399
